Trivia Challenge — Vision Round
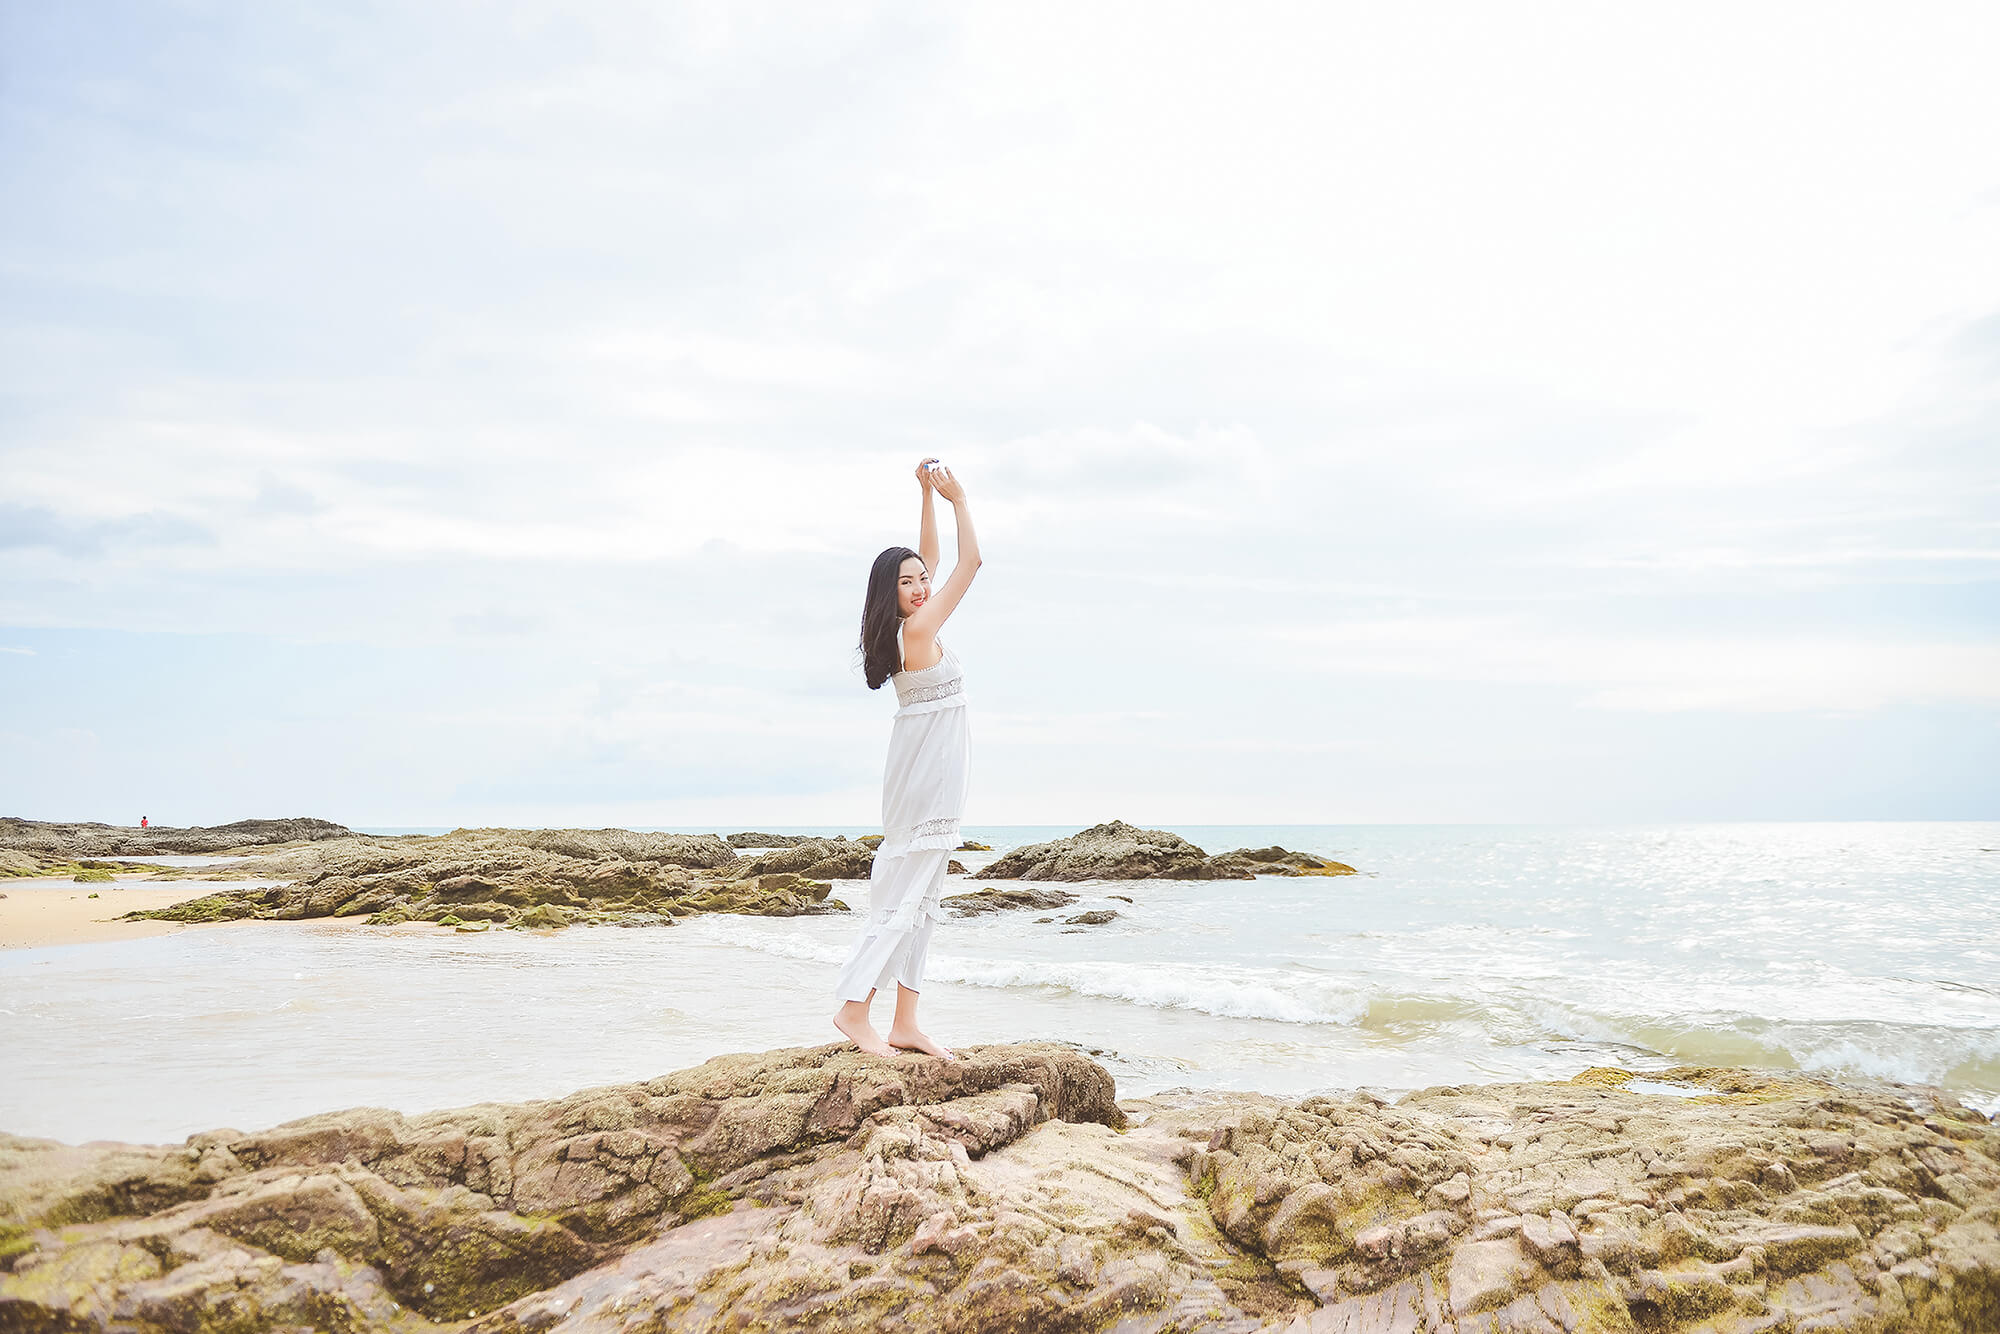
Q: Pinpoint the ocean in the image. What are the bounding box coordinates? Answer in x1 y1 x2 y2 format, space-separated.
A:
3 822 1995 1143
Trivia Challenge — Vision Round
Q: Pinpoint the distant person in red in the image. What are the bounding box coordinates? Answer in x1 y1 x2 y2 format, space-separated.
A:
140 816 148 828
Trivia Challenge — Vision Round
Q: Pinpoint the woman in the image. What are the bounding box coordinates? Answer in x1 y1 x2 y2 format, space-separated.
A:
833 458 981 1060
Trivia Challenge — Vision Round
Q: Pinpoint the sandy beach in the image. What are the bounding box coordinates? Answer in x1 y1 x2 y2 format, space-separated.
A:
0 875 249 950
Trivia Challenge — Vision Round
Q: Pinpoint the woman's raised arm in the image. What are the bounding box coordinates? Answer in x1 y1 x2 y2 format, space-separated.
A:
903 467 979 642
914 459 940 575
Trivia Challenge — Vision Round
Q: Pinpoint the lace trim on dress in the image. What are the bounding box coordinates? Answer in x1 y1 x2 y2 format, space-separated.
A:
895 692 967 719
899 676 963 705
876 815 962 860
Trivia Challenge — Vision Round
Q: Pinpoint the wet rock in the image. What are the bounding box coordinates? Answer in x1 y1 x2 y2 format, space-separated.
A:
1197 846 1358 878
981 820 1210 880
0 815 352 858
941 886 1079 916
1064 909 1119 926
724 832 818 848
732 837 874 880
120 828 841 932
981 819 1357 881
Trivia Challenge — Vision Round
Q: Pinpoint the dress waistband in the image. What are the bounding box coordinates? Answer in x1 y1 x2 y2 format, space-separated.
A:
894 675 965 713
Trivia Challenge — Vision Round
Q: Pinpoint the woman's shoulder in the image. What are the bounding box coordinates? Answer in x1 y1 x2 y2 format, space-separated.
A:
896 635 948 675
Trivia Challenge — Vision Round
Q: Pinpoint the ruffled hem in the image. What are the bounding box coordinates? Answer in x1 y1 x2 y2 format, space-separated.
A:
876 835 959 859
876 818 961 860
869 892 947 934
893 693 969 719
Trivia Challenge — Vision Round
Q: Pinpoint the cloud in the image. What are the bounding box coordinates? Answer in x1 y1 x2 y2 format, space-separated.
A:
1277 619 2000 714
0 2 1996 821
0 505 215 556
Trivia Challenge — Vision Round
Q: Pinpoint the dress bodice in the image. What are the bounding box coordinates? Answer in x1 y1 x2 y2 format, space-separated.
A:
892 631 965 712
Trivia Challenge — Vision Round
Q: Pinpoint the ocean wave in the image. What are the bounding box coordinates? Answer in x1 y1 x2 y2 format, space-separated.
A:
677 919 2000 1109
684 919 1490 1031
1521 1000 2000 1110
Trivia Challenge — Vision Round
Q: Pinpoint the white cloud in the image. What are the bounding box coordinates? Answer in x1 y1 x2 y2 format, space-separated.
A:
1278 619 2000 714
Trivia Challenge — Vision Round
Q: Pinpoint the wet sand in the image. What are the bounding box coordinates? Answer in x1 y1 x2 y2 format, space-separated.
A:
0 875 252 950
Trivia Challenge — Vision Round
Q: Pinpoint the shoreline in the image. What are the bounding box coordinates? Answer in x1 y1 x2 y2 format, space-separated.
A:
0 875 259 950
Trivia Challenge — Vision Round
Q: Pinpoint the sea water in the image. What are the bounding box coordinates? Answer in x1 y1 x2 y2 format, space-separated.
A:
2 823 1995 1144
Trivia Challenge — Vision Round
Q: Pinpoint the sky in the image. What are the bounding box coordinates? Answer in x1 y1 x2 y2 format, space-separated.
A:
2 2 1996 828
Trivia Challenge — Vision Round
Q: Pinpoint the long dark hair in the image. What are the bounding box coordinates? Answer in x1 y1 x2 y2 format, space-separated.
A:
860 546 923 690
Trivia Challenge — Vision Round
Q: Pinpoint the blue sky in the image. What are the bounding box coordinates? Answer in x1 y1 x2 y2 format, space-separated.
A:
3 2 1996 827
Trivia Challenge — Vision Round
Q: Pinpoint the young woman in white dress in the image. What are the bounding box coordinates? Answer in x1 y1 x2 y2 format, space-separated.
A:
832 459 981 1060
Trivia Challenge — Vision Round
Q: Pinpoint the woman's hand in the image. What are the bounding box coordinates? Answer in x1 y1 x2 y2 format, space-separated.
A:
930 464 967 504
914 458 938 490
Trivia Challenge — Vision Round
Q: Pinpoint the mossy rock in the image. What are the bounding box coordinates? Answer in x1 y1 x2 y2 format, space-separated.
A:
0 1220 34 1265
126 891 268 924
72 868 115 883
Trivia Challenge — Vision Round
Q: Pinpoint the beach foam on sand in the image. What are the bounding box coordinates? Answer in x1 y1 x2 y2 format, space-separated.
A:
0 875 246 949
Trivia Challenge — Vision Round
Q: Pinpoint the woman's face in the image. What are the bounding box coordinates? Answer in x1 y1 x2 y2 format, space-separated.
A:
896 556 931 617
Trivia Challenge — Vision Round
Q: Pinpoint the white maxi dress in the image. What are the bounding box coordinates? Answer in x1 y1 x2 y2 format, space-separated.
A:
832 629 970 1001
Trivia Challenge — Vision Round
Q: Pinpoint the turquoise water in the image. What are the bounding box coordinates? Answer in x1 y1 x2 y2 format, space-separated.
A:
3 822 1995 1143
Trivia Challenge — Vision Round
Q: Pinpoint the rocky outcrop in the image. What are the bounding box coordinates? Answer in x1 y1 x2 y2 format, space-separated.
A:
1201 846 1358 879
983 820 1356 882
0 816 352 858
123 828 836 932
1185 1065 1999 1331
2 1056 1994 1332
725 832 819 849
0 853 167 880
731 838 876 881
941 886 1081 916
0 1043 1129 1331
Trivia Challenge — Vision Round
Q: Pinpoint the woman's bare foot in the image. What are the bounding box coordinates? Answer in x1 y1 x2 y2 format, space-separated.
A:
886 1025 956 1060
834 1006 895 1057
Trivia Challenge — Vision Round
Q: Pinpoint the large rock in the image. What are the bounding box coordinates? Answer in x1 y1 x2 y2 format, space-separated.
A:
732 837 875 880
725 831 819 848
0 816 352 858
1199 846 1358 878
118 828 844 933
982 820 1356 881
1183 1065 2000 1331
0 1043 1125 1328
941 886 1080 917
982 820 1212 880
5 1057 1996 1332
